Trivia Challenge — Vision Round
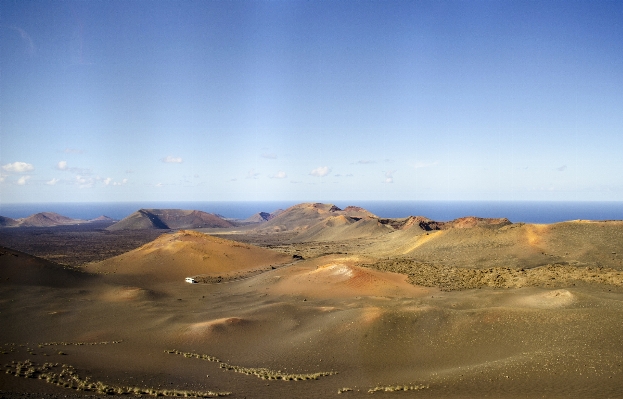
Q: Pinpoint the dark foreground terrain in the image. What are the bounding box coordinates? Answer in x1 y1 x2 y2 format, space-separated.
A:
0 223 164 267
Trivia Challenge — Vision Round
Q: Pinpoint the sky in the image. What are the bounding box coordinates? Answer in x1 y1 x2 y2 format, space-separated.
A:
1 0 622 203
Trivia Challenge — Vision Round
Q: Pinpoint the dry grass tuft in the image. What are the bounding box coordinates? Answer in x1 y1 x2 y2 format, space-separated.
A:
38 340 123 347
362 258 623 291
5 360 230 397
166 349 337 381
367 384 428 393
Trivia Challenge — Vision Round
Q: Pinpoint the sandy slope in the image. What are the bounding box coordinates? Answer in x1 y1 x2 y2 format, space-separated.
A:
2 251 622 398
293 216 393 243
85 230 292 284
364 220 623 270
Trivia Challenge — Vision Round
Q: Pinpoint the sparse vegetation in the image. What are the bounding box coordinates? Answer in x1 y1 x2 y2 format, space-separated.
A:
367 384 428 393
38 339 123 347
5 359 230 397
361 259 623 291
165 349 220 362
166 349 337 381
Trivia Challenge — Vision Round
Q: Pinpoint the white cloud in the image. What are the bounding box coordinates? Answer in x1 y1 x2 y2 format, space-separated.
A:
17 175 31 185
56 161 90 174
46 178 60 185
310 166 331 177
155 182 163 187
384 170 395 184
412 161 439 169
246 169 260 179
162 156 183 163
2 161 34 173
99 177 127 186
76 175 94 188
271 171 287 179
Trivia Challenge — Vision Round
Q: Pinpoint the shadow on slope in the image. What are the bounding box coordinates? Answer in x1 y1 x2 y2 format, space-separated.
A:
0 246 95 288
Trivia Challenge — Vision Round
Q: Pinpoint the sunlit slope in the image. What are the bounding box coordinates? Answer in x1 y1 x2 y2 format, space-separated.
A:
246 255 432 299
168 255 623 396
256 203 377 233
370 220 623 270
293 216 393 243
86 230 291 282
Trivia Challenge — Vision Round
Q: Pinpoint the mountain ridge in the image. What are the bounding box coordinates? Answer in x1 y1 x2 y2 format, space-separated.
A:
106 209 235 231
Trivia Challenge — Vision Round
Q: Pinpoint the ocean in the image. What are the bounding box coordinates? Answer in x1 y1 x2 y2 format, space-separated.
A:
0 201 622 224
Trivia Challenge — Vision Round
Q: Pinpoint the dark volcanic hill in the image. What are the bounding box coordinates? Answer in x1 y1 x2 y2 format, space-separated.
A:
245 212 272 223
0 212 116 228
243 209 284 223
106 209 235 231
0 216 19 227
89 215 116 222
16 212 84 227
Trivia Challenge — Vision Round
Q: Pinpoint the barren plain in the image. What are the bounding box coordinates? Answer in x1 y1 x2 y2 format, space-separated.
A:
1 202 623 398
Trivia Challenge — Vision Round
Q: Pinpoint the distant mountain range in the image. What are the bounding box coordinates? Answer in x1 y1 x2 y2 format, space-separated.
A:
252 202 512 242
0 204 514 232
0 212 116 228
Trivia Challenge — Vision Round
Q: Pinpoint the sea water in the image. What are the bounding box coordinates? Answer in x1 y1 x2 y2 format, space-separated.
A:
0 201 622 224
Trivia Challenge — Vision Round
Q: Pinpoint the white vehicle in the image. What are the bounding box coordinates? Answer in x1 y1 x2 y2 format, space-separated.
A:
185 277 198 284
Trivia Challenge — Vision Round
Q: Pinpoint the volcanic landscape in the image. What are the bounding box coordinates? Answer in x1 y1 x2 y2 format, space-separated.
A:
1 203 622 398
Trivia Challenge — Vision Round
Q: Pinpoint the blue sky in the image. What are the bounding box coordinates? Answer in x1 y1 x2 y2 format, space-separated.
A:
1 0 622 203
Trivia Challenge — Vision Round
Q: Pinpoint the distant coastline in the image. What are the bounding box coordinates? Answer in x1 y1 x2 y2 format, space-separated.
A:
1 201 622 224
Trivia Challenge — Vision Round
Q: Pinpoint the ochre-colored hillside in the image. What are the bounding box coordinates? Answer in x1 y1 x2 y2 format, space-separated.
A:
86 230 291 283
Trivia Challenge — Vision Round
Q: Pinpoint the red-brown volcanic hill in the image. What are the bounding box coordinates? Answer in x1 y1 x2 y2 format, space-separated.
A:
293 215 393 242
445 216 512 229
86 230 292 283
256 203 378 233
381 215 511 231
106 209 235 231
